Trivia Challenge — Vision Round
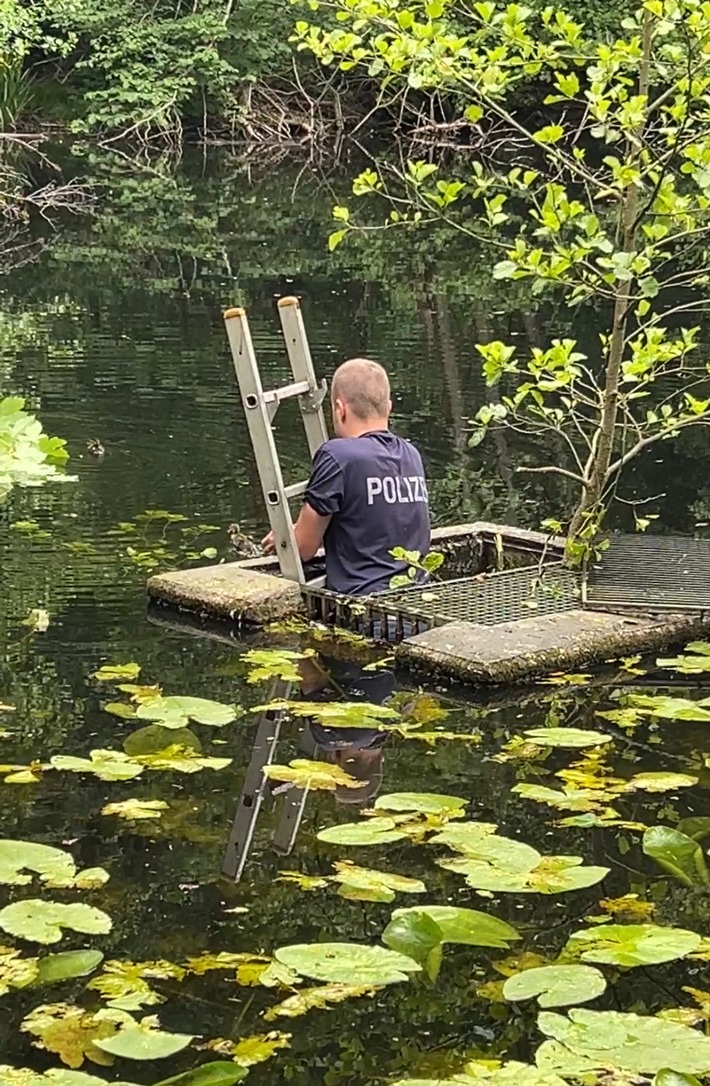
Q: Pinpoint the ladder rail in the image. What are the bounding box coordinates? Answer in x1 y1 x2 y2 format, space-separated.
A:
224 306 305 584
277 296 330 459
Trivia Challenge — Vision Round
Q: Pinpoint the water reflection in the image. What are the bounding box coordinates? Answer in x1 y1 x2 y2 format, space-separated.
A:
222 651 396 881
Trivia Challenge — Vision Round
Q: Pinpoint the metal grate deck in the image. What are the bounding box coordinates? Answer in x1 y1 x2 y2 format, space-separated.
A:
303 564 581 641
586 534 710 612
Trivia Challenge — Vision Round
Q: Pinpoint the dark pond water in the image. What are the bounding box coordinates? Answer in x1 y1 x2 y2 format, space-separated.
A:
1 149 710 1085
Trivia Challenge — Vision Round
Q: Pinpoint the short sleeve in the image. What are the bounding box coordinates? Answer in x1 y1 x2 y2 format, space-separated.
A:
305 447 344 517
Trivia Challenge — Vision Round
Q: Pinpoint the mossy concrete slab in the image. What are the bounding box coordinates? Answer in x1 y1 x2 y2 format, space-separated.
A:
396 608 710 684
147 563 304 623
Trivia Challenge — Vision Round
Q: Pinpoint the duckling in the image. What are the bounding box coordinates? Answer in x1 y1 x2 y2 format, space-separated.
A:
86 438 105 457
227 522 261 558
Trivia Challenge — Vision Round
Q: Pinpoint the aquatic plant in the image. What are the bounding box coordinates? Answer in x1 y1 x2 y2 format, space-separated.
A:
0 397 73 499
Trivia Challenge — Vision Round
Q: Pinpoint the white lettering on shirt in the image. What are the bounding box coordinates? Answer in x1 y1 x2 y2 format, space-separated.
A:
366 475 428 505
366 477 383 505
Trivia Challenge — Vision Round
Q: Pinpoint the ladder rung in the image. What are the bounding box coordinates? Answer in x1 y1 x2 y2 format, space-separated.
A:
284 481 307 500
263 380 311 404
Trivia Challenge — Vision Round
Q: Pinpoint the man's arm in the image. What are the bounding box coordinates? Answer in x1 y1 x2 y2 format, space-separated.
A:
293 502 331 561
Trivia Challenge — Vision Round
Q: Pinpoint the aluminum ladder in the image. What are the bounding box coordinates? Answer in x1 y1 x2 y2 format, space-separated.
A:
223 296 329 583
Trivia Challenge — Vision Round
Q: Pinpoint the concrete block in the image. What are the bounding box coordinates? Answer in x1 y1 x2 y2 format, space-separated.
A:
147 563 304 624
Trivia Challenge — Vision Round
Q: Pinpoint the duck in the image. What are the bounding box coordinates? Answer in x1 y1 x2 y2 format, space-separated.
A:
227 522 261 558
86 438 105 457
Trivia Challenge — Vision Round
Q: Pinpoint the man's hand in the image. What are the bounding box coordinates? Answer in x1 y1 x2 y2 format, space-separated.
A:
261 530 275 554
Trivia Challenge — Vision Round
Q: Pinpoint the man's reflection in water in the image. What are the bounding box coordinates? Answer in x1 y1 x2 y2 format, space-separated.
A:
299 651 396 806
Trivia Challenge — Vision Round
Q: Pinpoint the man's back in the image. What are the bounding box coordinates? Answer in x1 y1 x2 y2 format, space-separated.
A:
305 429 430 595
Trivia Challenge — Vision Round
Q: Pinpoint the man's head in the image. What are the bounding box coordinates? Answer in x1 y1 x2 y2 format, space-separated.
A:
330 357 391 438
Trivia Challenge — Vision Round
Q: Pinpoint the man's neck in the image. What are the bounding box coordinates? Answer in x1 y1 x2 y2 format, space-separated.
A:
342 418 390 439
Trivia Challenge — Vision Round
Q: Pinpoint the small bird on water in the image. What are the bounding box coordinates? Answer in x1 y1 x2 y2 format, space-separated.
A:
86 438 105 456
227 522 261 558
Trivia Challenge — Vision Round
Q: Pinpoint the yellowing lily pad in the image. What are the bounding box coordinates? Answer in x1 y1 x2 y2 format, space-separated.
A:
274 942 421 985
50 750 144 782
263 759 361 791
101 799 169 821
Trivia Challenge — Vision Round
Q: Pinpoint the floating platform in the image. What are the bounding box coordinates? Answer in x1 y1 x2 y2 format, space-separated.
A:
396 608 710 684
147 524 710 685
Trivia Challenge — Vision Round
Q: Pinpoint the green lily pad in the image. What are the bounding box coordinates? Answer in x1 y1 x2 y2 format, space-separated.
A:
503 964 606 1008
123 724 202 757
390 905 520 948
441 854 608 894
536 1008 710 1074
274 942 421 985
0 900 112 944
431 824 540 871
382 910 444 981
523 728 612 748
317 818 409 846
50 750 144 781
0 1070 138 1085
136 696 237 729
94 1019 193 1060
35 949 105 985
155 1064 248 1086
0 840 77 887
643 825 710 887
565 923 701 966
374 792 467 816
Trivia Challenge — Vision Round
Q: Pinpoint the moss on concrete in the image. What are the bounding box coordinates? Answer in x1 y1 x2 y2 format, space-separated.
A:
147 563 304 623
396 608 710 684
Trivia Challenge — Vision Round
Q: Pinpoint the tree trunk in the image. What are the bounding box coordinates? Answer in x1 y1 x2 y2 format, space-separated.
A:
567 11 653 547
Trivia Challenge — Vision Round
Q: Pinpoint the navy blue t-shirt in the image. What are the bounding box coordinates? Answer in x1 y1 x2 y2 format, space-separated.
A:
304 430 431 595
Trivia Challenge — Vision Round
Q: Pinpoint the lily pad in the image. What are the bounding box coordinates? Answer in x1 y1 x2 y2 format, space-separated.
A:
390 906 520 948
0 1071 138 1085
35 950 105 986
431 823 540 871
0 900 112 944
503 964 606 1008
523 728 612 748
274 942 421 985
155 1065 248 1086
0 841 77 887
441 854 609 894
536 1008 710 1074
123 725 202 757
136 745 231 774
330 862 426 902
565 923 701 966
374 792 467 816
317 817 409 846
257 699 399 729
643 825 710 886
263 759 361 791
94 1017 194 1060
136 696 237 729
50 750 144 781
93 664 141 682
627 772 698 793
101 799 169 821
263 983 379 1021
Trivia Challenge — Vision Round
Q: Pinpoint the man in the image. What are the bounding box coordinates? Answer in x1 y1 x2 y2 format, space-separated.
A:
263 357 430 595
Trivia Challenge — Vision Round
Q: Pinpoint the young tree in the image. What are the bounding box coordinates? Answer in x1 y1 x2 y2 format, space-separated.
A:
295 0 710 560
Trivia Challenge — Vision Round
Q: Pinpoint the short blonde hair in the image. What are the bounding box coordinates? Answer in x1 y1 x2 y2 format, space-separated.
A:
331 357 391 420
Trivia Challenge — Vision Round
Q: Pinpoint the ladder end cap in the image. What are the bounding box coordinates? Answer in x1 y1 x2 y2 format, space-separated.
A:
277 295 300 309
223 306 245 319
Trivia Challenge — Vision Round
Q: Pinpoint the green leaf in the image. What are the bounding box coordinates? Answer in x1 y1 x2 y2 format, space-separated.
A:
381 911 443 981
317 818 409 846
93 1017 193 1060
431 823 541 872
93 664 141 682
441 854 609 894
565 923 701 966
503 964 606 1008
391 905 520 948
50 750 144 781
0 1069 137 1085
103 703 137 720
654 1071 704 1086
328 229 346 251
643 826 710 886
523 728 612 748
0 841 77 888
536 1009 710 1074
35 950 105 986
374 792 466 816
154 1064 248 1086
135 696 237 729
0 901 112 944
274 943 421 985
